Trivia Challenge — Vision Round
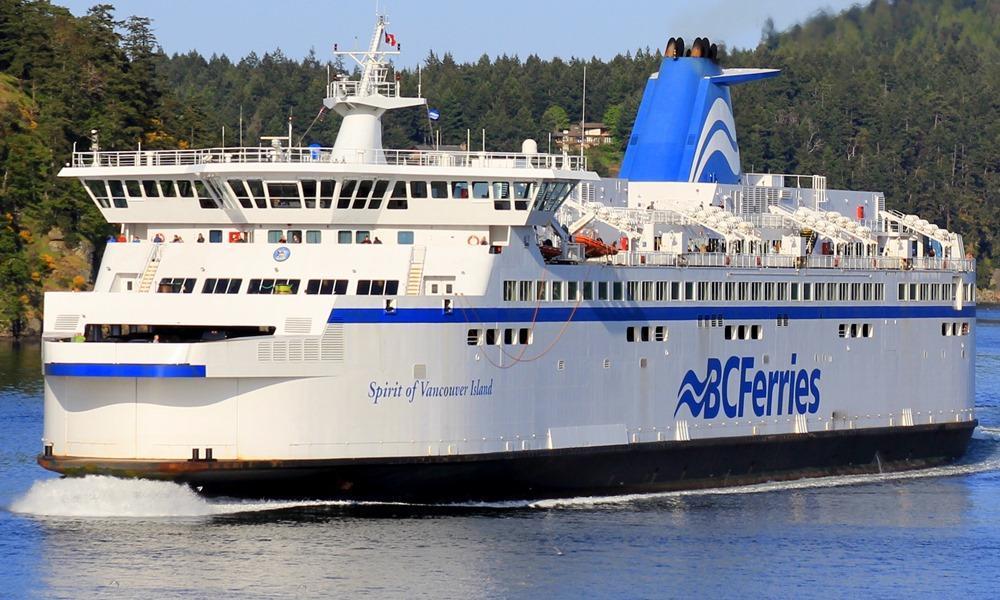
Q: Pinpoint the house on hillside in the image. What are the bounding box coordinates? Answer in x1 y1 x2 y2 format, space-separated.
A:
553 122 614 152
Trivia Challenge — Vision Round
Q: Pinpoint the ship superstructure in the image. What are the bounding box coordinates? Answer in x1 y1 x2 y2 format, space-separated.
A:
38 24 976 500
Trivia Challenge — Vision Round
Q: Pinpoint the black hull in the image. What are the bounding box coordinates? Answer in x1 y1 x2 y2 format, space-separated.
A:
38 421 977 502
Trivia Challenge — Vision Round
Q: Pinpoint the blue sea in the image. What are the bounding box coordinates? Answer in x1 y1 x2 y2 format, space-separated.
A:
2 308 1000 598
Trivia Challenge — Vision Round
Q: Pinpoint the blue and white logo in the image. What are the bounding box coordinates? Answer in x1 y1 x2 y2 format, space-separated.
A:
272 247 291 262
428 108 440 121
675 354 821 419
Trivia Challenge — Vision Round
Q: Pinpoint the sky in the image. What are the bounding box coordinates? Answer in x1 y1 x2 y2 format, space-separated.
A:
57 0 863 66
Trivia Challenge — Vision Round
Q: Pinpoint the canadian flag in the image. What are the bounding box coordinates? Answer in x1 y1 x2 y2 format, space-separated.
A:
384 32 397 47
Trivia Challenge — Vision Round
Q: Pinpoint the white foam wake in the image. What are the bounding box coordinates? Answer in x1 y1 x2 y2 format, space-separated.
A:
8 476 342 518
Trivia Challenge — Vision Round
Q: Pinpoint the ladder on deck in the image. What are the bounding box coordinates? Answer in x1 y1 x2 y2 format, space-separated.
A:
405 246 426 295
137 245 163 292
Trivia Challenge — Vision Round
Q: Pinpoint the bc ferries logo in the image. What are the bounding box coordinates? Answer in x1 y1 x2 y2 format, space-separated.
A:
688 97 741 183
675 354 821 419
272 247 291 262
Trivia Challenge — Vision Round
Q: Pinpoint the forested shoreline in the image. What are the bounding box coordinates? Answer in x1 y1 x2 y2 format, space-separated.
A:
0 0 997 335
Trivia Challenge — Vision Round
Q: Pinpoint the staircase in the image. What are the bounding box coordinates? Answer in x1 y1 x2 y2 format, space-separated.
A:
405 246 426 295
137 245 163 292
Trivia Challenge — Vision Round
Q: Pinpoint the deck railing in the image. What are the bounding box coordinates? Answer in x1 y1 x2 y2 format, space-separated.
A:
605 251 973 272
70 147 588 171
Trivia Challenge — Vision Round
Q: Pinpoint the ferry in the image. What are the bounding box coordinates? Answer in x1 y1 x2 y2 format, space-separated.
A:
37 18 977 500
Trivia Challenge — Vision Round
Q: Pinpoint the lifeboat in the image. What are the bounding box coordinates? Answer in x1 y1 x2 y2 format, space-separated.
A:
573 234 619 258
539 244 561 260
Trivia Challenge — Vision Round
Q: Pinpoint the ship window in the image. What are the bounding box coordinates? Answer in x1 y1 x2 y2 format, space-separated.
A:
764 282 775 301
287 230 302 244
503 281 516 301
582 281 594 300
909 283 918 301
209 230 222 243
517 281 531 301
108 180 128 207
685 281 695 301
248 279 300 295
176 180 194 197
612 281 624 301
410 181 428 198
536 281 547 301
351 180 373 209
297 180 316 208
472 181 490 199
503 328 514 345
452 181 469 199
920 284 930 302
598 281 609 301
654 326 668 341
801 283 811 301
138 180 159 197
898 283 906 301
194 181 218 208
519 328 531 345
671 281 681 301
338 180 357 209
228 180 252 208
790 282 800 301
357 280 372 295
160 180 177 197
640 326 650 342
338 230 352 244
370 280 385 295
567 281 579 300
157 277 196 294
369 180 389 209
493 182 511 210
243 180 264 208
124 180 142 197
725 282 735 301
431 181 448 199
388 181 408 209
306 230 321 244
202 278 242 294
83 180 111 208
513 182 534 210
862 323 874 338
485 329 499 345
397 231 414 245
355 230 371 244
551 281 563 301
267 230 283 243
467 329 481 346
750 282 761 301
626 281 638 301
876 284 885 301
698 282 709 301
267 182 301 208
319 179 337 208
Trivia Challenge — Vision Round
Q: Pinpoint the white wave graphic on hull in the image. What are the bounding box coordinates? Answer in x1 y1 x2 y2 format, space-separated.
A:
688 97 740 182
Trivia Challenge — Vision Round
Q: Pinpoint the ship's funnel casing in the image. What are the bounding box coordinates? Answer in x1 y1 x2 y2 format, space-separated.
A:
620 57 779 184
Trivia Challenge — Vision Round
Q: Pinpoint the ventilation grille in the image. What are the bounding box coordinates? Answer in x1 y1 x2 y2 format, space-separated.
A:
284 317 312 334
321 322 345 362
255 322 344 363
54 314 81 332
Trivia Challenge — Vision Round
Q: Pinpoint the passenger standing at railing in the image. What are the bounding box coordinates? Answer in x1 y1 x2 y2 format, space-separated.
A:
153 233 165 243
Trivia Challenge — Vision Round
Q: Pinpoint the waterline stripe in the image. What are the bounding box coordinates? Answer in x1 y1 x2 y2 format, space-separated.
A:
44 363 206 378
328 304 975 324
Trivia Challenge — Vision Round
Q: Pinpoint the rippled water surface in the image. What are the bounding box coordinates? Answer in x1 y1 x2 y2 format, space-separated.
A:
2 308 1000 598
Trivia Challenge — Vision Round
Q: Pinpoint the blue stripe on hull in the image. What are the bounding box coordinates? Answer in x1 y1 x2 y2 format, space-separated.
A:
44 363 206 378
329 304 976 324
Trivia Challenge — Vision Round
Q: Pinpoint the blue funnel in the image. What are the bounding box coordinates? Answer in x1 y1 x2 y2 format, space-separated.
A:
620 57 779 184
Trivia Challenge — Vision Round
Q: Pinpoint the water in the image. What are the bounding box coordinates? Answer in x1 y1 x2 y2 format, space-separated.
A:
3 310 1000 598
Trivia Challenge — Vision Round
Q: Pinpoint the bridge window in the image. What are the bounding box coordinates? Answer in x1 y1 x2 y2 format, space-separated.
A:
107 180 128 207
137 180 157 197
388 181 408 209
176 180 194 198
513 182 534 210
351 180 373 209
227 180 252 208
319 179 336 208
432 181 449 198
83 180 111 208
300 180 317 208
248 279 300 295
369 180 389 209
356 280 400 296
493 182 511 210
246 180 265 208
194 181 218 209
452 181 469 199
305 279 348 295
158 180 175 196
124 180 142 198
338 180 357 209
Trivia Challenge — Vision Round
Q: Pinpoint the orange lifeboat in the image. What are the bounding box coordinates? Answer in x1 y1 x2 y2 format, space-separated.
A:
539 244 561 260
573 234 619 258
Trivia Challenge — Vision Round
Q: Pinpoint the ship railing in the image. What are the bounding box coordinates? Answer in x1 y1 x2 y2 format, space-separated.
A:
71 148 588 171
326 79 400 99
604 251 974 272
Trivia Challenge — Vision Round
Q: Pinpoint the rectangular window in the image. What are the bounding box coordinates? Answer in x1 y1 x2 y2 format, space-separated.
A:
503 281 516 302
582 281 594 301
267 230 283 243
208 230 222 243
353 180 374 209
790 283 800 301
140 180 158 197
162 180 178 197
656 281 669 302
410 181 428 198
551 281 563 301
764 282 775 301
698 282 709 302
626 326 636 342
357 280 372 295
671 281 682 301
430 181 448 199
368 180 388 209
750 282 762 301
626 281 639 302
355 231 371 244
125 180 142 198
486 329 499 345
338 180 357 209
519 281 532 302
467 329 481 346
305 230 321 244
472 181 490 199
536 280 547 301
397 231 414 245
654 326 667 341
725 282 735 302
504 328 514 345
157 277 195 294
513 182 534 210
388 181 408 210
452 181 469 199
566 281 578 301
598 281 609 301
108 180 127 207
299 180 316 208
685 281 695 301
612 281 624 301
492 182 511 210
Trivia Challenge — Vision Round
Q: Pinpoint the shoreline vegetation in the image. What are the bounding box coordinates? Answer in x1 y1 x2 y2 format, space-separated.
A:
0 0 996 337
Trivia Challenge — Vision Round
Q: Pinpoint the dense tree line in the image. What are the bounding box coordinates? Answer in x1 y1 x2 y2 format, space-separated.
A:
0 0 996 335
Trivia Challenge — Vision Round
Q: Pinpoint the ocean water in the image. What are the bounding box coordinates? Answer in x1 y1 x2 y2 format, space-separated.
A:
2 309 1000 598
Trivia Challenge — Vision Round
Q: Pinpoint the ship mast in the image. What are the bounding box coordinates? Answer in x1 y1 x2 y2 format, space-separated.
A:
325 14 425 162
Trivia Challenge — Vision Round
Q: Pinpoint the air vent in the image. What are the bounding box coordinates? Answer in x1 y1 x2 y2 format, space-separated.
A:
54 314 81 332
284 317 312 334
321 322 344 361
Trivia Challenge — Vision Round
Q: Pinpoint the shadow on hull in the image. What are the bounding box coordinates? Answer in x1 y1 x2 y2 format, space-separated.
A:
39 421 977 502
